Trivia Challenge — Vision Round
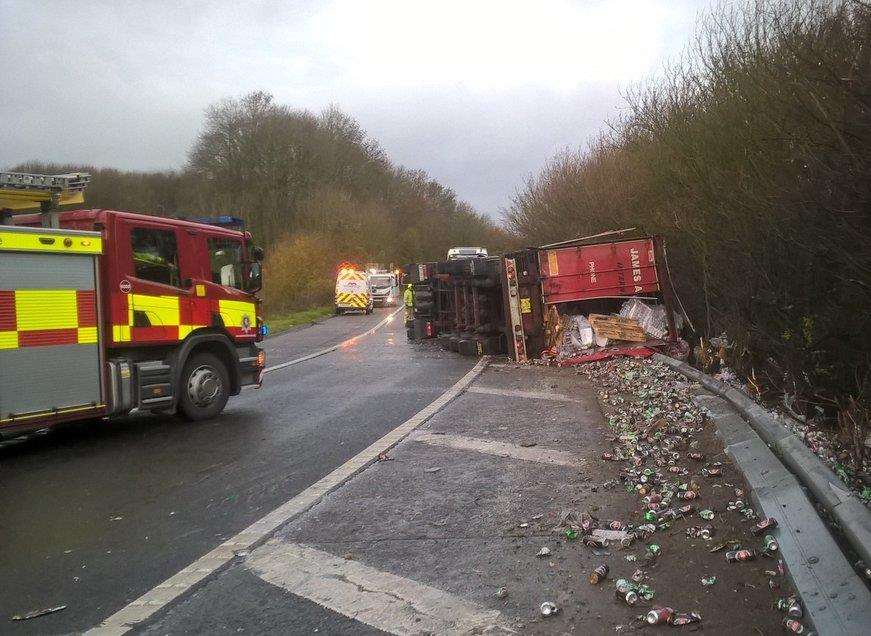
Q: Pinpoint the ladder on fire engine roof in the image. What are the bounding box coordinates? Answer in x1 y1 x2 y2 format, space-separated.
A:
0 171 91 228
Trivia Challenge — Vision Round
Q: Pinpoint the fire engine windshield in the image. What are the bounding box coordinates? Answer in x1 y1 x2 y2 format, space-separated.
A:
131 227 180 287
209 237 244 290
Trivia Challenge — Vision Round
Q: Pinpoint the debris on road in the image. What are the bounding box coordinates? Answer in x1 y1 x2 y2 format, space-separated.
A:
572 356 796 631
539 601 559 617
536 546 551 558
11 605 67 621
588 564 609 584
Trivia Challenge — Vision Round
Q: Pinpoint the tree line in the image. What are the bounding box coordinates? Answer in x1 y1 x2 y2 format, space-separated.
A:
506 0 870 460
15 91 507 313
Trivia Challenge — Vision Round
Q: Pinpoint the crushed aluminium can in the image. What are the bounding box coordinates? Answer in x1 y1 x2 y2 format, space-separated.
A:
646 607 675 625
726 549 757 562
763 534 779 555
540 601 559 617
753 517 779 536
671 612 702 626
783 618 804 633
617 590 639 606
589 564 609 584
787 598 803 619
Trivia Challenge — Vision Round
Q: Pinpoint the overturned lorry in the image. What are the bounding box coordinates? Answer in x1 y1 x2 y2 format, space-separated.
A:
403 232 684 363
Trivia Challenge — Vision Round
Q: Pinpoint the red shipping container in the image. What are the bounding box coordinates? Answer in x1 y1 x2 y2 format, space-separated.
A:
538 238 660 304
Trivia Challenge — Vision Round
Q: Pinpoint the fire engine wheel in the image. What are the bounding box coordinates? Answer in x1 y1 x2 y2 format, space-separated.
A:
179 352 230 421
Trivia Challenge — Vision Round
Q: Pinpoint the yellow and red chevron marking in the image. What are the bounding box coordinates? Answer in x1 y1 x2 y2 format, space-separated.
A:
0 289 98 350
335 292 368 308
110 293 257 344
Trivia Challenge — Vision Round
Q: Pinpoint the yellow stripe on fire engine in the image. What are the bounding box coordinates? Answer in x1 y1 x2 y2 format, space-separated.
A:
131 294 179 326
218 299 256 328
0 229 102 254
0 331 18 350
77 326 98 344
178 325 207 339
15 290 78 331
112 324 131 342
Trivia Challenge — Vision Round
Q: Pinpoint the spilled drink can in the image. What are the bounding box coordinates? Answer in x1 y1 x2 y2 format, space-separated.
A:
589 564 609 584
783 618 804 633
753 517 778 536
616 590 638 606
725 549 756 562
646 607 675 625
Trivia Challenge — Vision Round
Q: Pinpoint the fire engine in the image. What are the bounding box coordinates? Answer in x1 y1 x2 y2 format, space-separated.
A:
0 172 266 439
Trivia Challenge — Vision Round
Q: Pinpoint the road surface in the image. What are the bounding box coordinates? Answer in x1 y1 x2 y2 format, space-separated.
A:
0 307 476 634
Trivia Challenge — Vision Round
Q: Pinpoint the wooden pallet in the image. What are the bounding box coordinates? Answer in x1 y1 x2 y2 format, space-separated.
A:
588 314 647 342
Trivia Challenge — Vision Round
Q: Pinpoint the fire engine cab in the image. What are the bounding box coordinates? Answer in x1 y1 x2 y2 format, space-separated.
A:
0 172 266 438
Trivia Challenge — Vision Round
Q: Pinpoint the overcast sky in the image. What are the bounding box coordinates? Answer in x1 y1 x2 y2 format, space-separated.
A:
1 0 719 217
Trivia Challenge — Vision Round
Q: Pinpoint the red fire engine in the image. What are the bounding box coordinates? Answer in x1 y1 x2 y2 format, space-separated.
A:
0 172 265 438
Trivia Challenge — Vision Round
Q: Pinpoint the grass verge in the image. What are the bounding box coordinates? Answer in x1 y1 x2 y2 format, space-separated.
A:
265 306 333 336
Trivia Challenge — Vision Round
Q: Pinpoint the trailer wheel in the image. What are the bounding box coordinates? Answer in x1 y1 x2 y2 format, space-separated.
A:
178 352 230 421
335 307 344 315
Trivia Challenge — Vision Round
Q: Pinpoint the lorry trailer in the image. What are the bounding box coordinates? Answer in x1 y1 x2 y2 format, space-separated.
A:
403 233 681 361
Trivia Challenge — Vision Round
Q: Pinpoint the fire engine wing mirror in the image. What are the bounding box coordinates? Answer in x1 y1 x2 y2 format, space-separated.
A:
246 261 263 293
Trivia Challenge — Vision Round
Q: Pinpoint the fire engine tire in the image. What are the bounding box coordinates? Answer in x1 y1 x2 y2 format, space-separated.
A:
178 352 230 421
335 307 344 315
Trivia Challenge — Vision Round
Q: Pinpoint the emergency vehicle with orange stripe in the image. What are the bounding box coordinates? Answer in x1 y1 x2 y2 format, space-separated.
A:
0 172 266 438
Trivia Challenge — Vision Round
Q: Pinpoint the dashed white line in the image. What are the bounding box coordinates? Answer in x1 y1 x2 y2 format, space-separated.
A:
466 385 581 402
87 355 489 635
245 541 515 635
412 431 584 467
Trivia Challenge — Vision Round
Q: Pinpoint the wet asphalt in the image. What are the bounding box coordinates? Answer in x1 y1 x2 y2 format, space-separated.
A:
0 307 476 634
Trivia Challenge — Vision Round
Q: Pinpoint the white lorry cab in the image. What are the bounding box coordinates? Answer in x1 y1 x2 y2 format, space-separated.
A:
368 272 399 307
447 247 488 260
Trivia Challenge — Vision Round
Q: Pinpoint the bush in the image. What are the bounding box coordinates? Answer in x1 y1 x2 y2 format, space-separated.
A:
262 233 340 315
507 0 871 455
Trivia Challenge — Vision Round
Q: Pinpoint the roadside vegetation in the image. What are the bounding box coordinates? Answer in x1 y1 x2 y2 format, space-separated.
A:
266 306 334 336
507 1 870 461
15 92 508 319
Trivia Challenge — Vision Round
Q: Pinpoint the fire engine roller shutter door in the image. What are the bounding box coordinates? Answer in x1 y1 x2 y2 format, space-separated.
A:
0 252 101 422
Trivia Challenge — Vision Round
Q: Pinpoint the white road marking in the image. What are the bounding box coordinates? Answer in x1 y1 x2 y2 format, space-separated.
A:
412 432 583 467
466 385 581 402
87 355 489 635
263 307 403 374
245 541 515 635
